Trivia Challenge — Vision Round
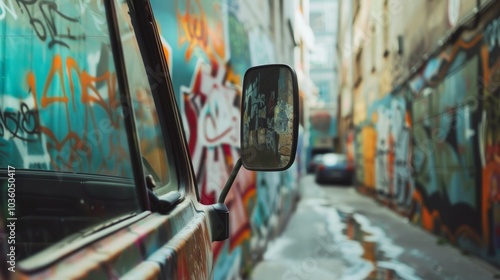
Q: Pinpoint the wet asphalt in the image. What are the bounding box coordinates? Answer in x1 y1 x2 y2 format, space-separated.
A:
250 175 500 280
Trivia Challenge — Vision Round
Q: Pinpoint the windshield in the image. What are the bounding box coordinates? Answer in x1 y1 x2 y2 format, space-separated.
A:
322 154 347 165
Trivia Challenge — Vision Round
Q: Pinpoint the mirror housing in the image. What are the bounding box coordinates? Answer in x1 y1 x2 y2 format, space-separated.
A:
208 64 299 242
240 64 299 171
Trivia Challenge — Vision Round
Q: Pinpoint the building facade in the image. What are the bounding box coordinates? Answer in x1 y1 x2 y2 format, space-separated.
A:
307 0 340 160
339 0 500 267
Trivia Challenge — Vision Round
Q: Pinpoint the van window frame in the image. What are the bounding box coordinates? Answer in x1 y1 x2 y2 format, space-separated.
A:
11 0 194 272
124 0 201 201
3 0 202 271
9 0 149 271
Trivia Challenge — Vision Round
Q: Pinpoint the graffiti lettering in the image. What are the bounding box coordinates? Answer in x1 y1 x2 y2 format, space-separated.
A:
0 102 39 141
16 0 85 49
177 0 209 60
0 0 17 20
183 62 240 147
33 55 119 121
24 54 127 175
179 58 255 264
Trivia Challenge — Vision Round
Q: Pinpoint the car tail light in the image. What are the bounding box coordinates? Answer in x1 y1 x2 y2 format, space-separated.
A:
346 163 354 171
317 164 325 171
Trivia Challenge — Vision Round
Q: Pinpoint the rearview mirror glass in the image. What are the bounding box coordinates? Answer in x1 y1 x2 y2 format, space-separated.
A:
241 64 299 171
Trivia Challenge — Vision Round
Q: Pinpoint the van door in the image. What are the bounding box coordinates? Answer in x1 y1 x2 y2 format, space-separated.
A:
0 0 214 279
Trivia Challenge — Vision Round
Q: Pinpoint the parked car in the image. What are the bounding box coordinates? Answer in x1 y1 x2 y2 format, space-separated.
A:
0 1 299 279
315 153 354 185
307 154 324 173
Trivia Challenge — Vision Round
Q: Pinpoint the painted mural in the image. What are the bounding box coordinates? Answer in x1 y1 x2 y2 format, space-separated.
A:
0 1 217 279
356 92 414 210
0 0 301 278
0 0 132 176
150 0 301 278
355 3 500 267
0 0 171 184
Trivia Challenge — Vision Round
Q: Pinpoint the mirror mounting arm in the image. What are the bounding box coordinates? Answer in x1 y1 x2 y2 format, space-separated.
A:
218 157 242 203
207 157 242 242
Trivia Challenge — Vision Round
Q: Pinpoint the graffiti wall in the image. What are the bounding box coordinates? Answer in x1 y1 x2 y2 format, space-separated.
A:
150 0 301 278
0 1 132 175
0 0 174 183
356 92 414 210
0 0 300 278
0 1 196 278
355 3 500 266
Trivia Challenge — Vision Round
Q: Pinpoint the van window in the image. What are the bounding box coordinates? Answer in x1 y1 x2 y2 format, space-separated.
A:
0 2 134 176
115 0 177 194
0 1 143 261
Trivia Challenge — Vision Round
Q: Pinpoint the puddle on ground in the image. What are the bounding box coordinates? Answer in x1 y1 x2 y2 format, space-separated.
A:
336 210 421 280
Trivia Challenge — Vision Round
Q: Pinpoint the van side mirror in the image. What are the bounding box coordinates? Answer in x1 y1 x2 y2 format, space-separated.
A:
207 64 299 242
241 64 299 171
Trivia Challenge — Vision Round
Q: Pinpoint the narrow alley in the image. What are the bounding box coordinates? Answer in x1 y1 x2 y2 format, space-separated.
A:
3 0 500 279
251 176 499 280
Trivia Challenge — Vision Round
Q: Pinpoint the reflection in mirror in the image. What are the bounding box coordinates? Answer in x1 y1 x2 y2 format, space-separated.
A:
241 65 297 170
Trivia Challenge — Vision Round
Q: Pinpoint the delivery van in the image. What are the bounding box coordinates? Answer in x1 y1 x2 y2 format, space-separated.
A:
0 0 298 279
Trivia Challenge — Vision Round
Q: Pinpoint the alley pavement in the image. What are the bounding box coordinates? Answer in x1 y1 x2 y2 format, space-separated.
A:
250 175 500 280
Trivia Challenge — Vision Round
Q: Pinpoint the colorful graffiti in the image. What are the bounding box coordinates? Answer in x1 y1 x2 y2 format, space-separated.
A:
0 2 203 278
0 0 171 182
0 0 133 176
150 0 301 278
357 92 414 209
356 5 500 267
408 34 493 258
0 0 302 278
